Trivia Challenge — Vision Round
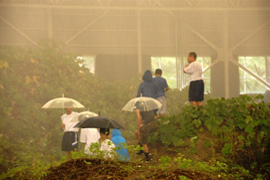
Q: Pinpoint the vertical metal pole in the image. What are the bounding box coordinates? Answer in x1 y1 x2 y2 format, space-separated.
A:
176 57 180 90
180 58 185 90
224 11 230 98
244 57 247 93
137 10 142 74
266 57 270 83
47 8 53 39
175 20 180 89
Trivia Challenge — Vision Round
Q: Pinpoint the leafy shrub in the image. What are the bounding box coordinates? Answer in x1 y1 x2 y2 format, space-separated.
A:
0 42 139 173
1 42 269 179
0 42 194 176
152 95 270 178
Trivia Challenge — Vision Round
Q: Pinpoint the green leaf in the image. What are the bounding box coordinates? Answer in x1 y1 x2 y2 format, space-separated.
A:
204 117 222 135
221 143 233 156
237 135 245 140
245 125 254 134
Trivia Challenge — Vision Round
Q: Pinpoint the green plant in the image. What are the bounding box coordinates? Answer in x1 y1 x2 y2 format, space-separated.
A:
179 175 191 180
1 43 269 180
159 156 172 168
151 95 270 179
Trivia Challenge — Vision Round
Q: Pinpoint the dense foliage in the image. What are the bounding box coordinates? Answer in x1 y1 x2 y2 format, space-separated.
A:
151 96 270 179
0 42 189 178
1 43 269 179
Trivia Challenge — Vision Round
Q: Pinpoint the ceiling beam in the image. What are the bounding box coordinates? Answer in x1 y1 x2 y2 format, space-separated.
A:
0 3 269 11
65 11 109 44
232 21 270 50
0 16 38 46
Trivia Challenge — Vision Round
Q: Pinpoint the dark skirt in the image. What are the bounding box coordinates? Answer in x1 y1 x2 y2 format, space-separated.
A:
189 80 204 101
61 132 78 151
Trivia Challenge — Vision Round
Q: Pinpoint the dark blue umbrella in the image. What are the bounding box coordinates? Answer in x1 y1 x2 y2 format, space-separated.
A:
74 116 124 129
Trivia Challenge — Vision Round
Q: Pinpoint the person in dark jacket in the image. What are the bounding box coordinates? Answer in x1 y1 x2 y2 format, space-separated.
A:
137 70 157 98
111 129 130 161
136 70 158 160
134 101 156 161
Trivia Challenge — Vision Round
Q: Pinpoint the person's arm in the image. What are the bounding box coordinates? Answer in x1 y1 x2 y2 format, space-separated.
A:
164 79 169 92
183 63 193 74
136 109 142 129
61 116 65 130
137 84 143 97
136 109 142 139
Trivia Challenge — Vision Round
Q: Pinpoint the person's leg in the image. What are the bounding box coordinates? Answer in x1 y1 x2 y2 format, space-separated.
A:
140 122 156 161
197 101 203 107
142 144 151 161
189 82 197 107
135 130 144 154
190 101 197 107
140 127 150 160
66 151 72 158
158 96 166 117
142 144 149 153
153 109 158 120
191 80 204 108
62 132 73 158
196 80 204 107
135 129 140 140
156 97 162 117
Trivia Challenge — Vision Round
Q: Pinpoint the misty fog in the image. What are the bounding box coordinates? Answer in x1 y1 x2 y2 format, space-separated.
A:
0 0 269 98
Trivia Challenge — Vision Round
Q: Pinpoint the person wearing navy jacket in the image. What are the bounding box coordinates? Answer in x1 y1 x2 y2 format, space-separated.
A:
137 70 157 98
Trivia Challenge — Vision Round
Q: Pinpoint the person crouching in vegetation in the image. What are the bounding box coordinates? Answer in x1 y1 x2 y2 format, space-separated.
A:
61 105 79 158
80 128 100 156
135 102 156 161
111 129 130 161
99 128 116 159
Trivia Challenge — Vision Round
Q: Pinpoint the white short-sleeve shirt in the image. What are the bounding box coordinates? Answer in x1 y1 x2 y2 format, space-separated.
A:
184 61 203 82
80 128 100 155
100 139 115 159
61 111 79 132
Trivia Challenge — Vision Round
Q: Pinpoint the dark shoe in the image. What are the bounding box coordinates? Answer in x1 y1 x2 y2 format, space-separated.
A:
144 152 152 161
137 149 144 155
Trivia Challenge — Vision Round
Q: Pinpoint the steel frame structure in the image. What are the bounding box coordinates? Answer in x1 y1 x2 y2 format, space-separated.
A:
0 0 269 97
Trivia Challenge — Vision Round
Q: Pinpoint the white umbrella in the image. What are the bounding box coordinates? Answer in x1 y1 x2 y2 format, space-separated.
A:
42 94 84 109
122 97 162 112
71 111 98 123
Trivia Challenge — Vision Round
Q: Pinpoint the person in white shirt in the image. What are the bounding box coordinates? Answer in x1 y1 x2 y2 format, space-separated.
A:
99 128 115 159
61 107 79 157
183 52 204 107
80 128 100 156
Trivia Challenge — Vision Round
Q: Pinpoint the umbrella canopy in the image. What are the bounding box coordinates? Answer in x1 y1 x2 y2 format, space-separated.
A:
42 94 84 109
122 97 162 112
71 111 98 123
75 116 124 129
